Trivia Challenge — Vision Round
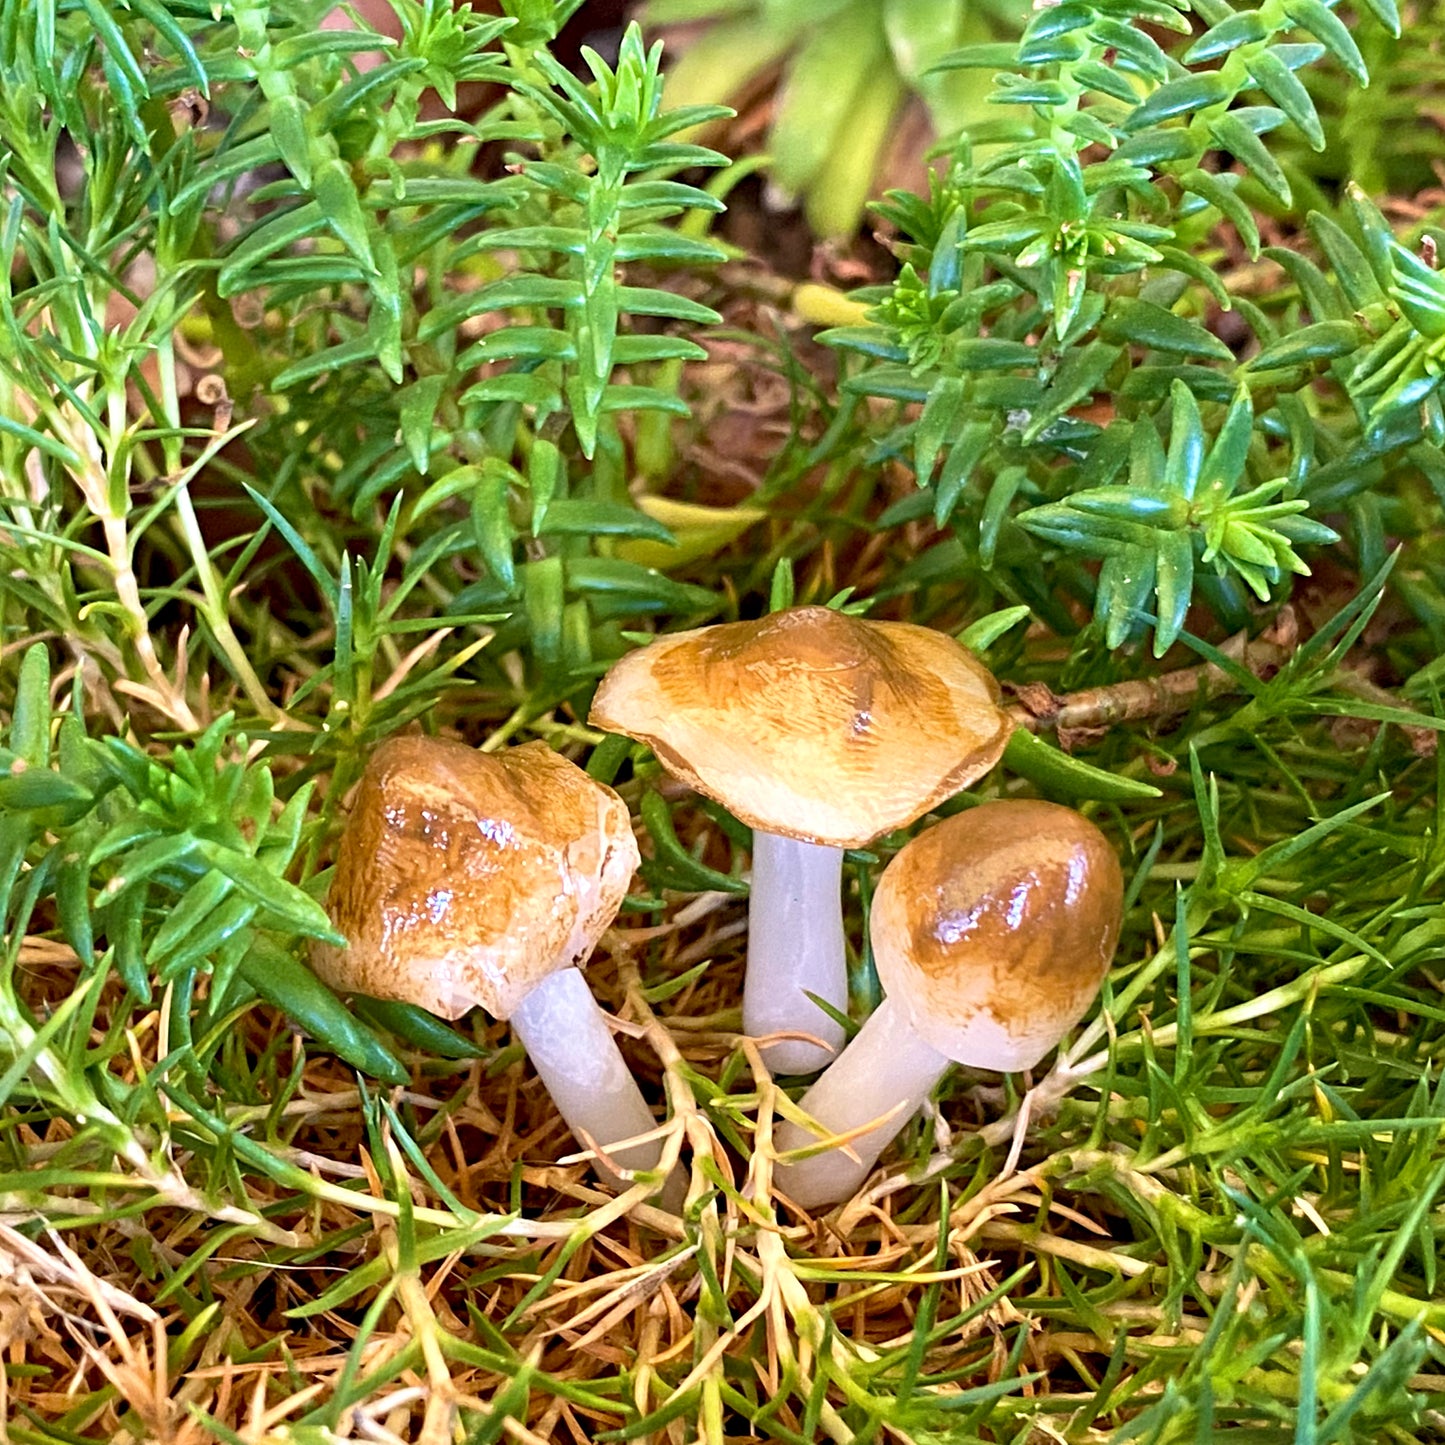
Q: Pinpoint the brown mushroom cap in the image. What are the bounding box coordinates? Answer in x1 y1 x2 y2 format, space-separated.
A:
871 800 1123 1071
588 606 1012 847
310 736 640 1021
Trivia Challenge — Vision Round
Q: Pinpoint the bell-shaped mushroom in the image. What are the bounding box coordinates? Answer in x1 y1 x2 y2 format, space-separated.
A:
311 736 669 1196
772 800 1124 1209
589 606 1011 1074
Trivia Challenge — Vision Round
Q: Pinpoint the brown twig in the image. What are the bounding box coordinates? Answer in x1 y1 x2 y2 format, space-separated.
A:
1006 632 1290 738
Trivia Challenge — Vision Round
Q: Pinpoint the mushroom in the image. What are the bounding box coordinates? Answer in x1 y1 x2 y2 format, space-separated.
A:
311 735 671 1197
589 606 1011 1074
771 800 1123 1209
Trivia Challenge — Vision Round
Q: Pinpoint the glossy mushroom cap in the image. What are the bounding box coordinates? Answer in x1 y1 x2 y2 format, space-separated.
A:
588 606 1012 848
311 736 640 1021
872 800 1124 1072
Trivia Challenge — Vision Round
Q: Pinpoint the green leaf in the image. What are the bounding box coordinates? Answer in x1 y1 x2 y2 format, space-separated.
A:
770 558 796 612
471 465 518 594
1154 529 1194 654
314 159 378 273
957 606 1031 653
915 376 964 483
193 842 342 943
1101 298 1234 360
1250 320 1365 371
614 232 726 266
929 42 1018 72
527 438 562 534
55 850 94 967
934 420 993 527
614 286 721 324
1353 0 1401 35
1125 73 1232 130
1262 245 1341 320
1246 49 1325 150
271 336 378 389
463 373 563 410
1181 169 1261 256
400 376 447 474
0 414 84 468
466 276 584 313
1200 388 1255 495
1208 113 1291 207
639 790 748 895
1004 728 1162 801
567 559 716 617
1387 240 1445 340
467 327 576 364
218 202 327 296
1093 17 1172 78
77 0 147 100
1019 2 1095 43
9 644 51 766
0 770 91 810
952 338 1037 371
979 467 1028 569
238 937 408 1085
1311 205 1386 308
1072 61 1141 106
351 997 488 1060
244 485 340 606
1282 0 1368 84
1184 9 1269 62
1165 379 1204 499
534 499 674 542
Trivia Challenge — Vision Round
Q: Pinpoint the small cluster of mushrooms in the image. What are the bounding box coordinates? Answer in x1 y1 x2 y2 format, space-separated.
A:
310 606 1124 1212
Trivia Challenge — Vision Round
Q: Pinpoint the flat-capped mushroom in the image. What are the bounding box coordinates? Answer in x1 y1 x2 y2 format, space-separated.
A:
311 736 671 1197
589 606 1011 1074
772 800 1123 1209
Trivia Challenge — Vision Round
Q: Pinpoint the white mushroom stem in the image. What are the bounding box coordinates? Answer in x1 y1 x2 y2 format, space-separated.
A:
771 996 951 1210
743 831 850 1075
510 968 681 1208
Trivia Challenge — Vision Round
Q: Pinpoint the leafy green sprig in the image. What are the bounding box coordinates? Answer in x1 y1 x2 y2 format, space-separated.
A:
0 0 730 1117
819 0 1431 656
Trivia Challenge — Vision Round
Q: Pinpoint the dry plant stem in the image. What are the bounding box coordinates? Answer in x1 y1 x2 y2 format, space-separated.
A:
1009 634 1288 734
383 1223 458 1445
609 940 708 1220
744 832 848 1075
509 967 676 1201
772 997 951 1209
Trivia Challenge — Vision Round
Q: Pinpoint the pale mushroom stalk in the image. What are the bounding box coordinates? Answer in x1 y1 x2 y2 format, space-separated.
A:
743 831 848 1074
510 968 671 1193
773 996 948 1208
767 800 1125 1212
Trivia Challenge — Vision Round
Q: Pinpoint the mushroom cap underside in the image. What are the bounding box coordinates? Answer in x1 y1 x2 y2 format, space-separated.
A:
311 736 640 1021
588 606 1012 847
871 800 1123 1071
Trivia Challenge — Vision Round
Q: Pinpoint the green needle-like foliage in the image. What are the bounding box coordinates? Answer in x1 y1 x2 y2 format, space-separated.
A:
821 0 1445 657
